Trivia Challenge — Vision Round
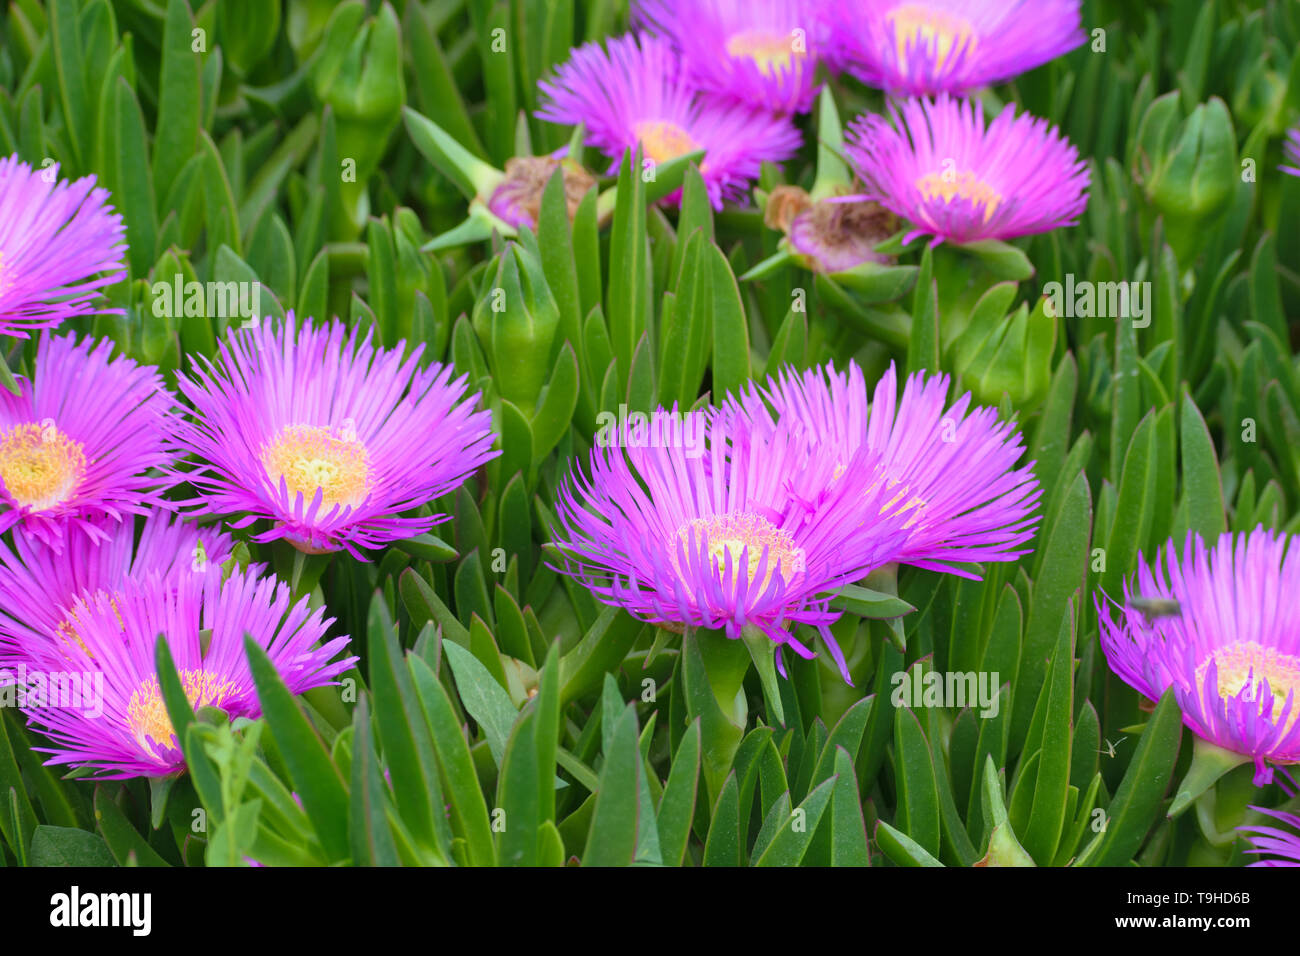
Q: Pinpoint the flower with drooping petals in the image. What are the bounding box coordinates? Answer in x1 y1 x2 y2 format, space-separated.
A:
486 156 597 229
536 33 802 209
734 360 1041 574
787 199 898 273
550 406 917 681
844 95 1089 246
1098 529 1300 786
0 333 176 550
0 512 234 667
829 0 1084 97
0 155 127 338
1239 807 1300 866
10 565 355 779
172 315 498 558
633 0 826 113
765 184 899 273
842 94 1086 247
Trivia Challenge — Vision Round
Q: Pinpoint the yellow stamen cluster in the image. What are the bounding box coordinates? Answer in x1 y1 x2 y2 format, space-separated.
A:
725 30 805 76
674 512 806 593
262 424 372 512
128 670 237 755
886 3 978 71
633 120 702 166
915 169 1003 222
0 421 86 511
1197 642 1300 733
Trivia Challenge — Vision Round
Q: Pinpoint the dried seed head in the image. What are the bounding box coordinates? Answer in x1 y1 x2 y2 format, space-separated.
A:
786 189 899 274
488 157 597 229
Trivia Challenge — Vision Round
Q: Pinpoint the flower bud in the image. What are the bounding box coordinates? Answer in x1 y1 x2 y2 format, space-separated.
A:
287 0 337 62
312 2 406 237
471 244 560 413
952 295 1056 411
1133 95 1236 263
217 0 282 76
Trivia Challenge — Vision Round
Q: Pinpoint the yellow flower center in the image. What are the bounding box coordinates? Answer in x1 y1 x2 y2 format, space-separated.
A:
262 424 371 512
0 421 86 511
725 30 805 76
1197 642 1300 732
673 512 806 593
916 168 1003 222
128 670 237 756
633 120 702 165
886 3 978 72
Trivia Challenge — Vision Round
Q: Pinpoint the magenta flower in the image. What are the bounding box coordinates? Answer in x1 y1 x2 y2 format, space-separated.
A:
536 33 802 208
738 360 1041 574
551 407 916 681
632 0 826 113
1281 128 1300 177
844 95 1089 246
828 0 1084 97
1098 530 1300 786
0 155 126 338
0 512 233 667
10 566 355 779
1240 807 1300 866
173 316 497 557
0 333 176 550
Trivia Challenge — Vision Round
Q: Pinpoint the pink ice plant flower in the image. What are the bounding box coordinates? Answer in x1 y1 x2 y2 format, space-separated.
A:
732 360 1041 574
843 94 1090 246
536 33 802 209
172 315 498 558
0 333 177 550
0 155 127 338
1098 529 1300 786
827 0 1084 97
1281 128 1300 177
11 565 355 779
1239 807 1300 866
632 0 827 113
0 512 234 667
550 406 918 681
